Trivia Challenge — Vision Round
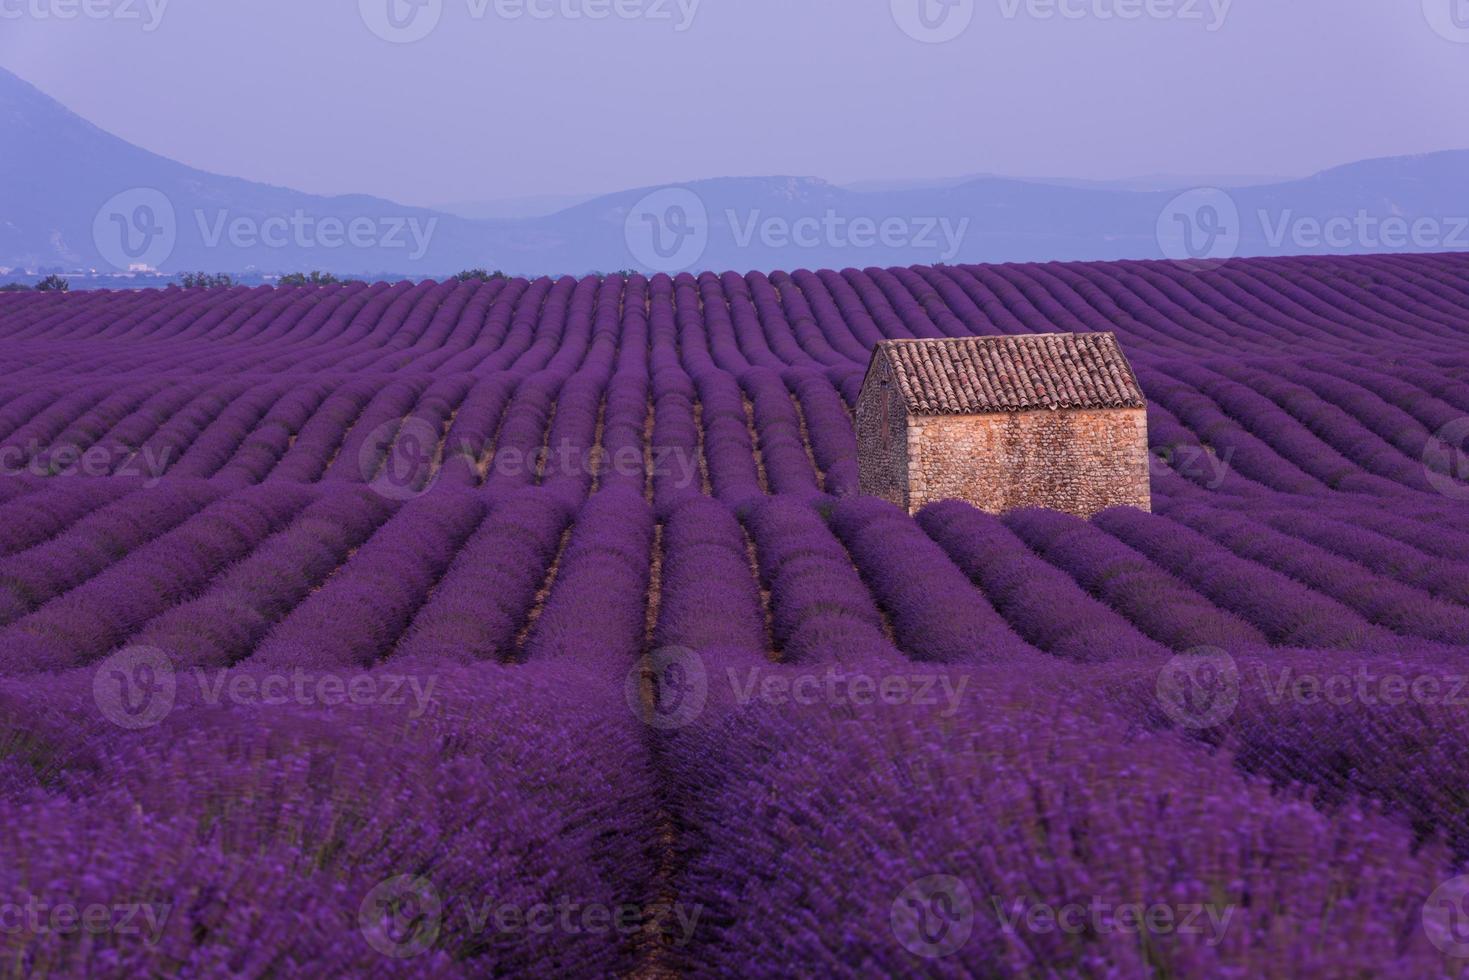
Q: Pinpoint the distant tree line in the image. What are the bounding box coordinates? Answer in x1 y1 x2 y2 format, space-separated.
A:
278 271 353 287
1 275 71 292
178 272 236 289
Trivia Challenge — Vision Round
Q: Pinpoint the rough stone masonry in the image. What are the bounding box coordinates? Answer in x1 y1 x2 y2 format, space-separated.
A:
856 333 1151 517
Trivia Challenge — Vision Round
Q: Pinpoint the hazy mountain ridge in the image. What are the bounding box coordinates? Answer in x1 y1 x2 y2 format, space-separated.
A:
3 67 1467 278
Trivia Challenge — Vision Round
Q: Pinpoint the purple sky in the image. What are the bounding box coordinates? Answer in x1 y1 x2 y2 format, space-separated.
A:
2 1 1466 207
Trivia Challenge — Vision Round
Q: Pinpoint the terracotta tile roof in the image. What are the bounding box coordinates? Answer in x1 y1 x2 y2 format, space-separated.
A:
871 332 1146 415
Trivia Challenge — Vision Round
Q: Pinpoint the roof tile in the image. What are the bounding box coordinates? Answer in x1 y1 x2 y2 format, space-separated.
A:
872 332 1146 414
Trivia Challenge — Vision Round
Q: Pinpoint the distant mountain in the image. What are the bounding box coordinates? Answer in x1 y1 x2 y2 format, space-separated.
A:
2 65 1467 278
429 192 604 221
843 173 1292 194
0 67 487 276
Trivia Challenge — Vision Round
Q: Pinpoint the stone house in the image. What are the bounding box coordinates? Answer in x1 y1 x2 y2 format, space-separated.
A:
856 332 1151 517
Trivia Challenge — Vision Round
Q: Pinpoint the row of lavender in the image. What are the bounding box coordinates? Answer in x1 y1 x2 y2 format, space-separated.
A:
1 271 1468 507
5 477 1469 674
5 255 1469 370
0 351 1465 506
4 481 1469 973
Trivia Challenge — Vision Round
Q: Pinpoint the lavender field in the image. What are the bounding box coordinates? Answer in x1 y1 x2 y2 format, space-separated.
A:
2 253 1469 976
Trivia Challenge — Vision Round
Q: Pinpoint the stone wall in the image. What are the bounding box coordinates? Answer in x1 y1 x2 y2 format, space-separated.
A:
906 408 1151 517
855 357 910 509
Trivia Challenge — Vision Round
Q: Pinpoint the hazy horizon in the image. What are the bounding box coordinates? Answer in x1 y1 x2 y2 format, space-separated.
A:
3 2 1466 209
